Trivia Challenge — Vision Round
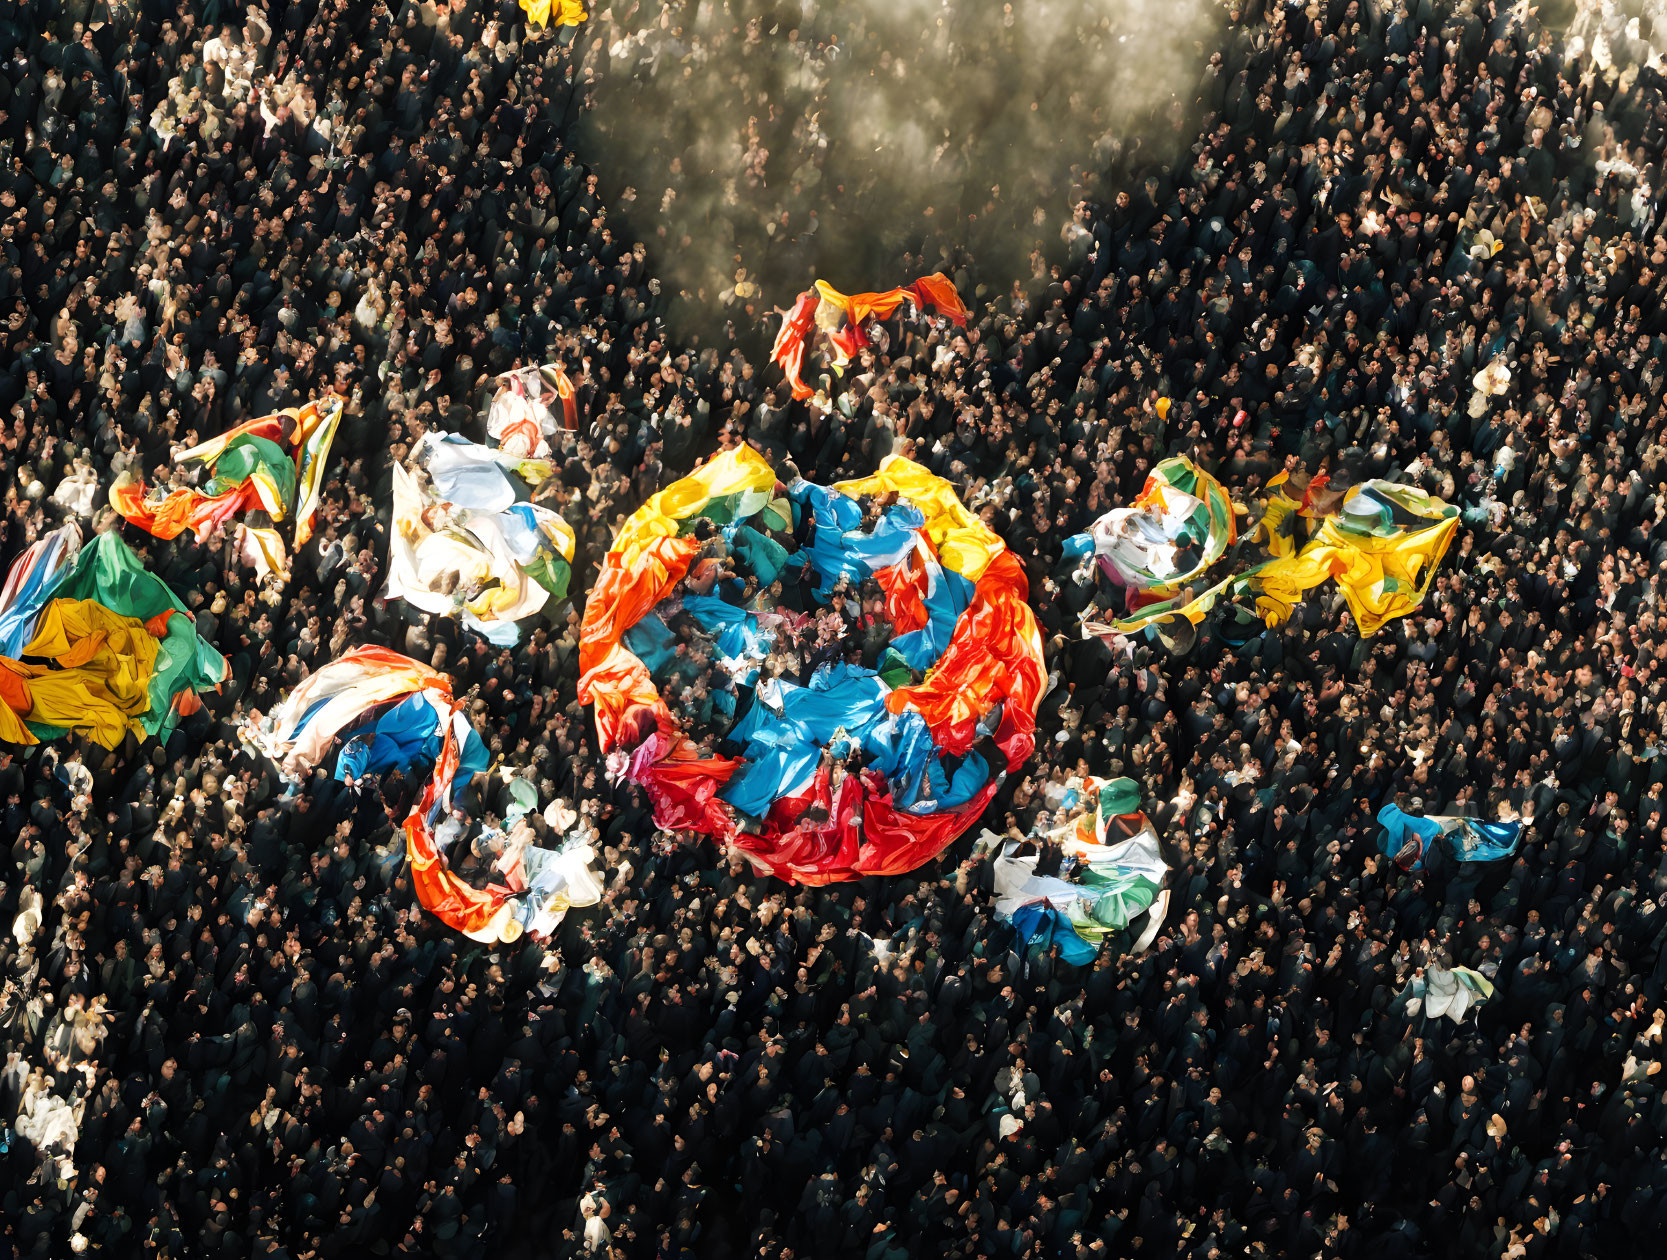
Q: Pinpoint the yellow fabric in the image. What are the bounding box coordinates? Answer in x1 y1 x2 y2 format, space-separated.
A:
1095 483 1459 642
1089 568 1238 642
836 455 1005 581
11 599 161 747
1252 500 1459 636
610 445 777 565
0 664 35 744
546 510 578 563
242 526 291 583
521 0 587 29
293 396 345 547
1256 490 1301 559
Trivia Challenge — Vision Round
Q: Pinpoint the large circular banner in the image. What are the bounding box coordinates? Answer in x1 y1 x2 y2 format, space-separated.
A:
579 446 1045 883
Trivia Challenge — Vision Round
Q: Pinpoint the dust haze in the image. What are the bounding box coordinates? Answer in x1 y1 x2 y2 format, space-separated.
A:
577 0 1221 344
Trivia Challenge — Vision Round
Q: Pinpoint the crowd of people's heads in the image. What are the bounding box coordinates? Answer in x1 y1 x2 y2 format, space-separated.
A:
3 0 1667 1257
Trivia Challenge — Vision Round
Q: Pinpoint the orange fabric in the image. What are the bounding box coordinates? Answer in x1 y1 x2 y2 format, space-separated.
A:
577 533 701 755
583 452 1044 885
872 550 931 636
111 476 263 541
909 273 969 325
769 291 819 401
499 414 543 454
52 629 112 670
0 661 30 713
885 551 1046 752
402 713 515 938
822 282 912 328
554 365 579 430
177 414 292 461
826 322 865 365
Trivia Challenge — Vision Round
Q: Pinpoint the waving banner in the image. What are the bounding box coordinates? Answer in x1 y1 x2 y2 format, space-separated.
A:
581 447 1044 883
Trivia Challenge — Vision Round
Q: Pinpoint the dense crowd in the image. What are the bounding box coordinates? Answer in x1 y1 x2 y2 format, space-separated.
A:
3 0 1667 1257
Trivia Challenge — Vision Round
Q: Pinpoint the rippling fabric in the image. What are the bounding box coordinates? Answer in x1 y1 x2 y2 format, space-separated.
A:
0 529 224 747
1377 802 1522 870
583 449 1044 883
519 0 588 29
110 400 342 556
414 433 555 515
1249 482 1459 635
245 647 550 941
769 274 967 400
994 777 1169 959
0 524 81 657
1068 457 1236 598
488 364 580 457
1088 479 1459 648
384 461 574 645
292 397 344 547
10 599 160 747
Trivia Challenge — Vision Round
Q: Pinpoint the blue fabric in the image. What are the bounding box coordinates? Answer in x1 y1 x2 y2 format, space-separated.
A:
1061 532 1096 558
325 691 486 810
1378 803 1521 869
918 748 991 814
624 614 680 679
336 736 372 782
498 502 555 561
725 523 791 587
1448 819 1521 862
683 595 773 662
456 723 490 801
788 481 925 597
332 694 442 783
426 435 519 513
722 663 979 818
364 694 445 774
1009 903 1098 965
721 664 891 815
1376 803 1445 868
859 709 941 802
891 562 973 672
293 692 336 734
721 738 823 817
463 611 523 647
0 529 79 657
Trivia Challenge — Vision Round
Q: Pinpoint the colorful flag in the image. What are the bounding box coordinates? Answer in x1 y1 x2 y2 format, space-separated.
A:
581 447 1044 884
770 273 968 401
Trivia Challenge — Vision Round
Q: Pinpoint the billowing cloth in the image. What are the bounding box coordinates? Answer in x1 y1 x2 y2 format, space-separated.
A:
1087 479 1460 649
412 432 556 516
0 524 82 658
992 777 1169 961
1404 964 1494 1023
1246 481 1460 635
487 364 580 458
6 600 163 747
769 273 969 400
110 397 344 575
246 647 595 941
1064 457 1235 599
0 529 226 748
1377 802 1523 870
520 0 588 28
292 397 345 549
384 455 575 646
581 446 1044 884
769 292 819 402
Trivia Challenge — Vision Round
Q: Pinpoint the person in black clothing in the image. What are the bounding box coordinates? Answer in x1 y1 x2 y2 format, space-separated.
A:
6 1 1667 1259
